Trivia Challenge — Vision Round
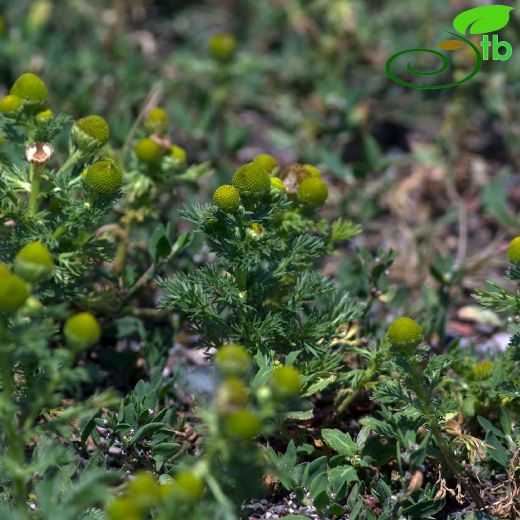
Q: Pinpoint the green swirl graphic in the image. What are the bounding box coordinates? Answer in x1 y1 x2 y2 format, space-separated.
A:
385 32 483 89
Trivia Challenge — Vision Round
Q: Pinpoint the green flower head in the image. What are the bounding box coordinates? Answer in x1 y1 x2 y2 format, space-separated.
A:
135 137 163 163
473 360 493 379
170 144 187 164
73 115 110 151
144 107 169 134
507 237 520 264
270 366 301 398
10 72 48 107
36 108 53 121
0 274 30 311
297 177 328 207
64 312 101 350
167 471 205 503
224 409 261 441
0 95 22 117
215 377 250 413
232 161 271 195
302 164 321 178
14 241 53 282
208 33 237 60
387 317 423 353
213 184 240 213
83 160 123 194
253 153 278 173
215 343 252 376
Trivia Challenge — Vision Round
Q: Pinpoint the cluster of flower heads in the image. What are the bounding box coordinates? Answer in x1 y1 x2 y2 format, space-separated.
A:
0 242 101 350
0 72 123 196
214 344 301 440
133 108 187 166
0 72 49 117
107 343 301 519
212 154 329 213
108 469 205 520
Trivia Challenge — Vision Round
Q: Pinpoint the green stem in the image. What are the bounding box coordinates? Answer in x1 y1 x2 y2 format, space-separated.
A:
408 361 485 509
55 149 83 178
112 220 133 276
204 471 235 519
235 268 247 290
51 225 65 240
0 352 29 518
28 164 44 216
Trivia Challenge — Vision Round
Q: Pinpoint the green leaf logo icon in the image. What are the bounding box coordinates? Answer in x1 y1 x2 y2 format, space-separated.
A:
453 5 514 35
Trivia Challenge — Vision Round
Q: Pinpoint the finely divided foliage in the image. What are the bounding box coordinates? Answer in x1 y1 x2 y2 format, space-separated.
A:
1 63 520 520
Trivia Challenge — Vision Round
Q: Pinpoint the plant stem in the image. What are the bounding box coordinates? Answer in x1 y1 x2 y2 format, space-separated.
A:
408 361 486 509
28 164 44 216
55 148 83 178
204 471 235 519
112 220 133 276
0 352 29 519
235 268 247 290
52 225 65 240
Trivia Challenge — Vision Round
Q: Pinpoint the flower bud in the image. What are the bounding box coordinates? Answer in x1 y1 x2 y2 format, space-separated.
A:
144 108 169 134
253 153 277 173
387 317 423 353
10 72 48 108
224 409 261 441
215 377 250 413
302 164 321 178
14 241 53 282
248 222 265 239
126 472 161 509
213 184 240 213
214 344 252 377
170 144 187 164
165 470 205 503
135 137 163 163
64 312 101 350
208 33 237 61
473 360 493 379
270 366 301 399
0 274 30 311
106 497 138 520
507 237 520 264
256 385 272 404
36 108 53 122
0 95 22 117
297 177 328 207
26 1 52 33
72 115 110 152
83 160 123 194
232 162 270 195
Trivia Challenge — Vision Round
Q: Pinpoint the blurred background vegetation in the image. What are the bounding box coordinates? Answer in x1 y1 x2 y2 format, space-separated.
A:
2 0 520 346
